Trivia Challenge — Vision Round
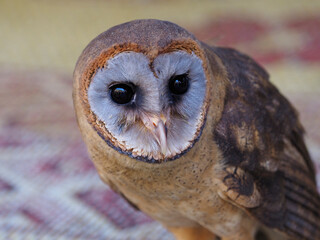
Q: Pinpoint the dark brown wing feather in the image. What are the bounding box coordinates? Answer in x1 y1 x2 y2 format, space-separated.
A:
211 47 320 240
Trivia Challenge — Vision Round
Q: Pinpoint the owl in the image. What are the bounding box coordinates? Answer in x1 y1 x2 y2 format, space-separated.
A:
73 19 320 240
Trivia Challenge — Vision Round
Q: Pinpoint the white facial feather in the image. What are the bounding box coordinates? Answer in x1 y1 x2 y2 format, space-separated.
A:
88 51 206 160
153 51 206 157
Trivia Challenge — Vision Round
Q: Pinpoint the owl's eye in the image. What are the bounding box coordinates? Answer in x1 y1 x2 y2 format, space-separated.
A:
109 83 135 104
169 74 189 95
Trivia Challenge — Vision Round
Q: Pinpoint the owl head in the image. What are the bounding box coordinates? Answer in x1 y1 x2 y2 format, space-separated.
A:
73 19 217 163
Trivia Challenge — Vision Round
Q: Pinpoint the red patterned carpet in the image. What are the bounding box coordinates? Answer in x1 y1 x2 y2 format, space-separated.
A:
0 6 319 240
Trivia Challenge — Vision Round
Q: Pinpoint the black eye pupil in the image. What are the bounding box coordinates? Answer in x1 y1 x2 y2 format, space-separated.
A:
110 83 135 104
169 74 189 95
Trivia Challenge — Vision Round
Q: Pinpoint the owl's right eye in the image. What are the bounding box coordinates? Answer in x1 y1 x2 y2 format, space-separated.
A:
109 83 135 104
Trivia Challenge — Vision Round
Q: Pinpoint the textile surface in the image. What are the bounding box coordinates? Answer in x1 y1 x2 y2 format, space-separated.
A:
0 1 319 239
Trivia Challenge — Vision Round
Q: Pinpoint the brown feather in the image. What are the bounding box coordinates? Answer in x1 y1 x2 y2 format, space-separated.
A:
211 47 320 239
73 19 320 240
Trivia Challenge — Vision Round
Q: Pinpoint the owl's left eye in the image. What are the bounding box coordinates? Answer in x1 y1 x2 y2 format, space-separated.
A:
109 83 135 104
169 73 189 95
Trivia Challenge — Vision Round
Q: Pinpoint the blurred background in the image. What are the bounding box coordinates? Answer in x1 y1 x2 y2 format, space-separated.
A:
0 0 319 239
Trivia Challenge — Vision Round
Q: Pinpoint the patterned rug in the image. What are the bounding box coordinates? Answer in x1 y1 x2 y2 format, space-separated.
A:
1 1 319 239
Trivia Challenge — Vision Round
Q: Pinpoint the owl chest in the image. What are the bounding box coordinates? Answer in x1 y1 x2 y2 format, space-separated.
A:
107 161 243 232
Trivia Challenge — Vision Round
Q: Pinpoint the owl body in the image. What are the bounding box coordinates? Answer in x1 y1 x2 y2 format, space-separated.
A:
76 101 258 239
73 20 320 240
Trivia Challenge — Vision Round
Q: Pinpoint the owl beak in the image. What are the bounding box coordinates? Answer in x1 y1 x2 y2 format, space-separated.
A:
141 114 168 156
154 120 167 155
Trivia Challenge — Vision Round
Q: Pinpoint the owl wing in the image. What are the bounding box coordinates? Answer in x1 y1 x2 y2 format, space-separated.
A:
208 46 320 239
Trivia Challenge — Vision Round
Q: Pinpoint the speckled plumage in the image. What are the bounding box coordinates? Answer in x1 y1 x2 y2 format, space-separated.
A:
73 19 320 240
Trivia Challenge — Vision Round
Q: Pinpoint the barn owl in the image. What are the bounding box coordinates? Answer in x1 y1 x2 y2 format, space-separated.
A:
73 19 320 240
